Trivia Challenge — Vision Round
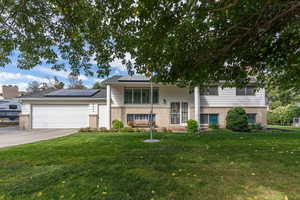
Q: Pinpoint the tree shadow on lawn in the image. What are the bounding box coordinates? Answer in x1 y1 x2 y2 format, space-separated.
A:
1 132 300 200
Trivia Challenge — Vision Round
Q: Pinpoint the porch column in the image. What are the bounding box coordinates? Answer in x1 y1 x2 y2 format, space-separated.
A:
106 84 111 129
194 86 200 126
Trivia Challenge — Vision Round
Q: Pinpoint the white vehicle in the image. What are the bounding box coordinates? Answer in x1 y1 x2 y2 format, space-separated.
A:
0 99 21 123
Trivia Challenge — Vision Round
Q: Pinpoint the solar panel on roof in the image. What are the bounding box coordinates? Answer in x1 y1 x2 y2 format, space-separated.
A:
45 89 99 97
118 75 150 82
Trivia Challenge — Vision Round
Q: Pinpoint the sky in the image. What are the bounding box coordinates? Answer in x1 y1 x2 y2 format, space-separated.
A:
0 51 129 91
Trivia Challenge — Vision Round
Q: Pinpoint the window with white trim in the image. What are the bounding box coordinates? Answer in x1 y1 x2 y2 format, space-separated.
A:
124 88 159 104
200 114 219 125
170 102 189 124
127 114 156 123
200 86 219 95
236 86 256 96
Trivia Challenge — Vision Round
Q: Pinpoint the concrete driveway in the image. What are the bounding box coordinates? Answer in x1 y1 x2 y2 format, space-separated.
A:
0 126 77 148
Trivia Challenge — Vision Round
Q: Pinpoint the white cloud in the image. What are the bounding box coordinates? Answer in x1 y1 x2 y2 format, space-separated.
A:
91 53 132 72
13 82 28 91
92 78 104 83
0 72 50 83
35 66 88 81
109 53 132 71
36 67 69 79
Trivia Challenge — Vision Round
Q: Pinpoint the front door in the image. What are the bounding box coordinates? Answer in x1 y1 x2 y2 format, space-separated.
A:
170 102 188 125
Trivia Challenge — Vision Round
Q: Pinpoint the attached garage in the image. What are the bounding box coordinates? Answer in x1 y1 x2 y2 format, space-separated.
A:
32 104 89 129
20 88 107 130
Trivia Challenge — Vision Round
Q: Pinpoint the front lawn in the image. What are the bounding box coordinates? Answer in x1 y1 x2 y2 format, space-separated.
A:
1 130 300 200
267 125 300 131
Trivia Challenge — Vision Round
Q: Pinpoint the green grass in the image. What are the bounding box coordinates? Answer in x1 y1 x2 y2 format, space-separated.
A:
267 125 300 131
1 129 300 200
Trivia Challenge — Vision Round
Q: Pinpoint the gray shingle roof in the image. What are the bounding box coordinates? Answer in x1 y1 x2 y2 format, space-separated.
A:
20 88 106 99
45 89 99 97
102 75 149 84
102 75 123 84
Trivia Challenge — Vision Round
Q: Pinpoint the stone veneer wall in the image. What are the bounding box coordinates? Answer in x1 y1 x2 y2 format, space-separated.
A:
19 114 31 130
112 106 267 128
89 114 98 129
199 107 267 128
112 107 170 127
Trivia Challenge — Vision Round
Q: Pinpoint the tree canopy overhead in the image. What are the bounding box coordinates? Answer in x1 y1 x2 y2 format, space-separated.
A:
1 0 299 88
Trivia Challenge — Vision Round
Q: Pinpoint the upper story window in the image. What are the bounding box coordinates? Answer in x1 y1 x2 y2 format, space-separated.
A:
236 86 256 96
200 86 219 95
124 87 159 104
9 105 18 109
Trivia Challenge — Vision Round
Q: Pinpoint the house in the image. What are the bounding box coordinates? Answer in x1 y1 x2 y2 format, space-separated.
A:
19 75 267 130
0 85 19 99
293 116 300 127
0 99 21 123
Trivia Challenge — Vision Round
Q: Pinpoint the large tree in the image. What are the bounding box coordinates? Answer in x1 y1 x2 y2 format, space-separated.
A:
1 0 299 88
67 74 86 89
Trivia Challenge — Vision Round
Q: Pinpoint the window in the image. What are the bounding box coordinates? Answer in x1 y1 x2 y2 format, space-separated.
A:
236 86 256 96
200 86 219 95
127 114 156 123
133 88 141 104
170 102 180 124
142 88 150 104
124 88 159 104
124 88 133 104
247 114 256 124
9 105 18 109
152 88 159 104
200 114 219 124
295 118 299 123
181 102 188 123
170 102 189 124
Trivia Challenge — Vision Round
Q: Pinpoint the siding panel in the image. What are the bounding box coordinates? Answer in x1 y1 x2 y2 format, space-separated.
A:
110 84 266 107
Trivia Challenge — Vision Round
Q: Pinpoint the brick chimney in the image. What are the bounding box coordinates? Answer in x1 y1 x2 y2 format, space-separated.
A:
0 85 19 99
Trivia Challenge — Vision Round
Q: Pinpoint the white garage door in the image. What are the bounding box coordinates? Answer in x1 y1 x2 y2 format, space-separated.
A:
32 104 89 129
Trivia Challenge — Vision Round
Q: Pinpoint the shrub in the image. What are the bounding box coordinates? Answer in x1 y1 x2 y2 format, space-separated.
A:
156 127 167 132
226 107 249 132
208 123 219 129
108 128 118 132
133 128 142 132
97 127 108 132
186 120 198 133
250 123 263 130
120 127 135 132
112 120 124 130
79 127 96 132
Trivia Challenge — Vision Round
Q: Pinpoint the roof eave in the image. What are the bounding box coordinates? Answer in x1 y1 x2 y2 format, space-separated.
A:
20 97 106 101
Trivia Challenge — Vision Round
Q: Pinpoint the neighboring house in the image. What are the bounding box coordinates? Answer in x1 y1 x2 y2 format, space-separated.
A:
19 75 267 130
293 103 300 127
0 99 21 123
0 85 19 99
293 116 300 127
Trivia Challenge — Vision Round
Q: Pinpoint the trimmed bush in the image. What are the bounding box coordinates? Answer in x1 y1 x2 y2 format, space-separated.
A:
226 107 249 132
120 127 135 132
187 120 198 133
208 123 219 129
112 120 124 130
249 123 263 130
97 127 108 132
79 127 97 132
